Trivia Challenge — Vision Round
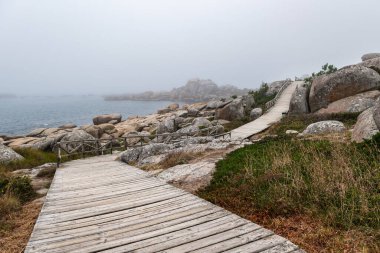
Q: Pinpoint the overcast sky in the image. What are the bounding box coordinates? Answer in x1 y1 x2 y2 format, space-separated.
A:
1 0 379 96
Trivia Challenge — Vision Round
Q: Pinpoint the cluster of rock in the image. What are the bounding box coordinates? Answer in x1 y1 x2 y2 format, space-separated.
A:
0 91 262 158
104 79 250 103
118 137 234 166
289 53 380 142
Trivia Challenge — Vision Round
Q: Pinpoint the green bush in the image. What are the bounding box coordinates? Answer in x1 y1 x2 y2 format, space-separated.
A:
3 148 56 172
6 176 35 203
249 82 276 110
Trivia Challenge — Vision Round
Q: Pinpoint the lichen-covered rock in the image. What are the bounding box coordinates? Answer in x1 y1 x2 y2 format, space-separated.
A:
374 100 380 129
216 98 245 121
0 143 23 163
352 107 379 142
359 57 380 74
302 121 346 135
250 108 263 121
157 118 177 134
97 123 117 134
309 65 380 112
361 53 380 61
93 113 122 125
59 130 96 152
192 117 212 129
82 125 103 138
157 161 216 192
316 90 380 114
289 85 309 114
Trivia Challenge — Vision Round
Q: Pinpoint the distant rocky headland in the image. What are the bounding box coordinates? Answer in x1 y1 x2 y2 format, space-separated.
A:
0 93 16 99
104 79 250 102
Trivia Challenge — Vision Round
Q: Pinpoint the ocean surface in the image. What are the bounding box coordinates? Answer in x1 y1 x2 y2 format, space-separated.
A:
0 96 179 136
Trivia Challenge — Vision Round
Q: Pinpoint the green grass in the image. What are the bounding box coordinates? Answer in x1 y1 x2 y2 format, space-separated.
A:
198 135 380 230
223 117 251 132
2 148 57 172
269 112 360 136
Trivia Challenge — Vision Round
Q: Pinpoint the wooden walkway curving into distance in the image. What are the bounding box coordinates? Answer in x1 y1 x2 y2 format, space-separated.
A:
230 81 302 140
26 155 303 253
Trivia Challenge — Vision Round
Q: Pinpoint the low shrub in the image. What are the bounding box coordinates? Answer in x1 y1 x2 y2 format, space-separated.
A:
6 148 56 171
5 176 35 203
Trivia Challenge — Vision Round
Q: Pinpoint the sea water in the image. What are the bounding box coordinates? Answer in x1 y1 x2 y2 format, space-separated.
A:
0 96 178 136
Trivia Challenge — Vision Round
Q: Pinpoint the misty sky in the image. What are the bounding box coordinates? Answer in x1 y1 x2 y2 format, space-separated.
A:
1 0 380 96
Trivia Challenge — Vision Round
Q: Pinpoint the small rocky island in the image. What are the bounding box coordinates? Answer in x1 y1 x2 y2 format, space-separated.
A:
104 78 250 102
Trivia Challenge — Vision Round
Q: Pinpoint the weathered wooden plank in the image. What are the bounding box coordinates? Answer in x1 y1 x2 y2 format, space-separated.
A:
26 155 301 253
28 211 230 253
223 235 287 253
160 224 263 253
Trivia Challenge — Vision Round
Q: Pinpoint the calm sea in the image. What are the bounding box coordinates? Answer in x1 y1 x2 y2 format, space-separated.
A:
0 96 178 136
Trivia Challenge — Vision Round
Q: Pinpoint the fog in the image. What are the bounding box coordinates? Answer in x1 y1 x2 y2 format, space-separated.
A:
1 0 379 96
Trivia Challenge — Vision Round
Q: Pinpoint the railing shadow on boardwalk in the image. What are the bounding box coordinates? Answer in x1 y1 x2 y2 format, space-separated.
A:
55 127 231 167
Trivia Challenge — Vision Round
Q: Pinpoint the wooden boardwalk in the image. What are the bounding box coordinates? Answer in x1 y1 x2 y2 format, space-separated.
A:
26 155 303 253
230 81 301 140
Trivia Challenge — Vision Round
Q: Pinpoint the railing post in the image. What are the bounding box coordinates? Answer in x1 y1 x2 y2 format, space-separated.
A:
96 140 100 155
81 140 85 158
124 137 128 150
110 138 113 154
57 143 61 168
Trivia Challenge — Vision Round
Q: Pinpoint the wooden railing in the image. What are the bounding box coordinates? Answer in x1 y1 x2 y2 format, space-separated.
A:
264 79 292 111
55 127 231 167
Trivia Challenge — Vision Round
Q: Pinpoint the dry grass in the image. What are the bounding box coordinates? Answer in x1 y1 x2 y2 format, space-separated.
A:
0 200 42 253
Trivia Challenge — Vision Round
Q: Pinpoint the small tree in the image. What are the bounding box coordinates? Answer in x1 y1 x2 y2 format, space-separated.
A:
305 63 338 86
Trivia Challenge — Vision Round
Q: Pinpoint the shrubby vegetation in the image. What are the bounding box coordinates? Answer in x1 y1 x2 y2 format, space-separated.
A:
304 63 338 86
249 82 276 110
198 116 379 251
0 148 58 232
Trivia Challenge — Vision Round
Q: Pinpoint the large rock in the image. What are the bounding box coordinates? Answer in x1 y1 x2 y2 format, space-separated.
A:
157 118 177 134
302 121 346 135
93 113 122 125
361 53 380 61
250 108 263 121
0 143 23 163
289 84 309 114
352 107 379 142
157 162 216 193
317 90 380 114
359 57 380 74
82 125 103 138
59 130 96 152
309 65 380 112
374 100 380 129
119 143 171 164
98 123 117 134
192 117 212 129
216 98 245 121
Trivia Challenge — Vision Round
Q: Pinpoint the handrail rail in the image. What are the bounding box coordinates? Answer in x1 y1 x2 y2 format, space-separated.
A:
264 79 292 111
55 125 231 167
